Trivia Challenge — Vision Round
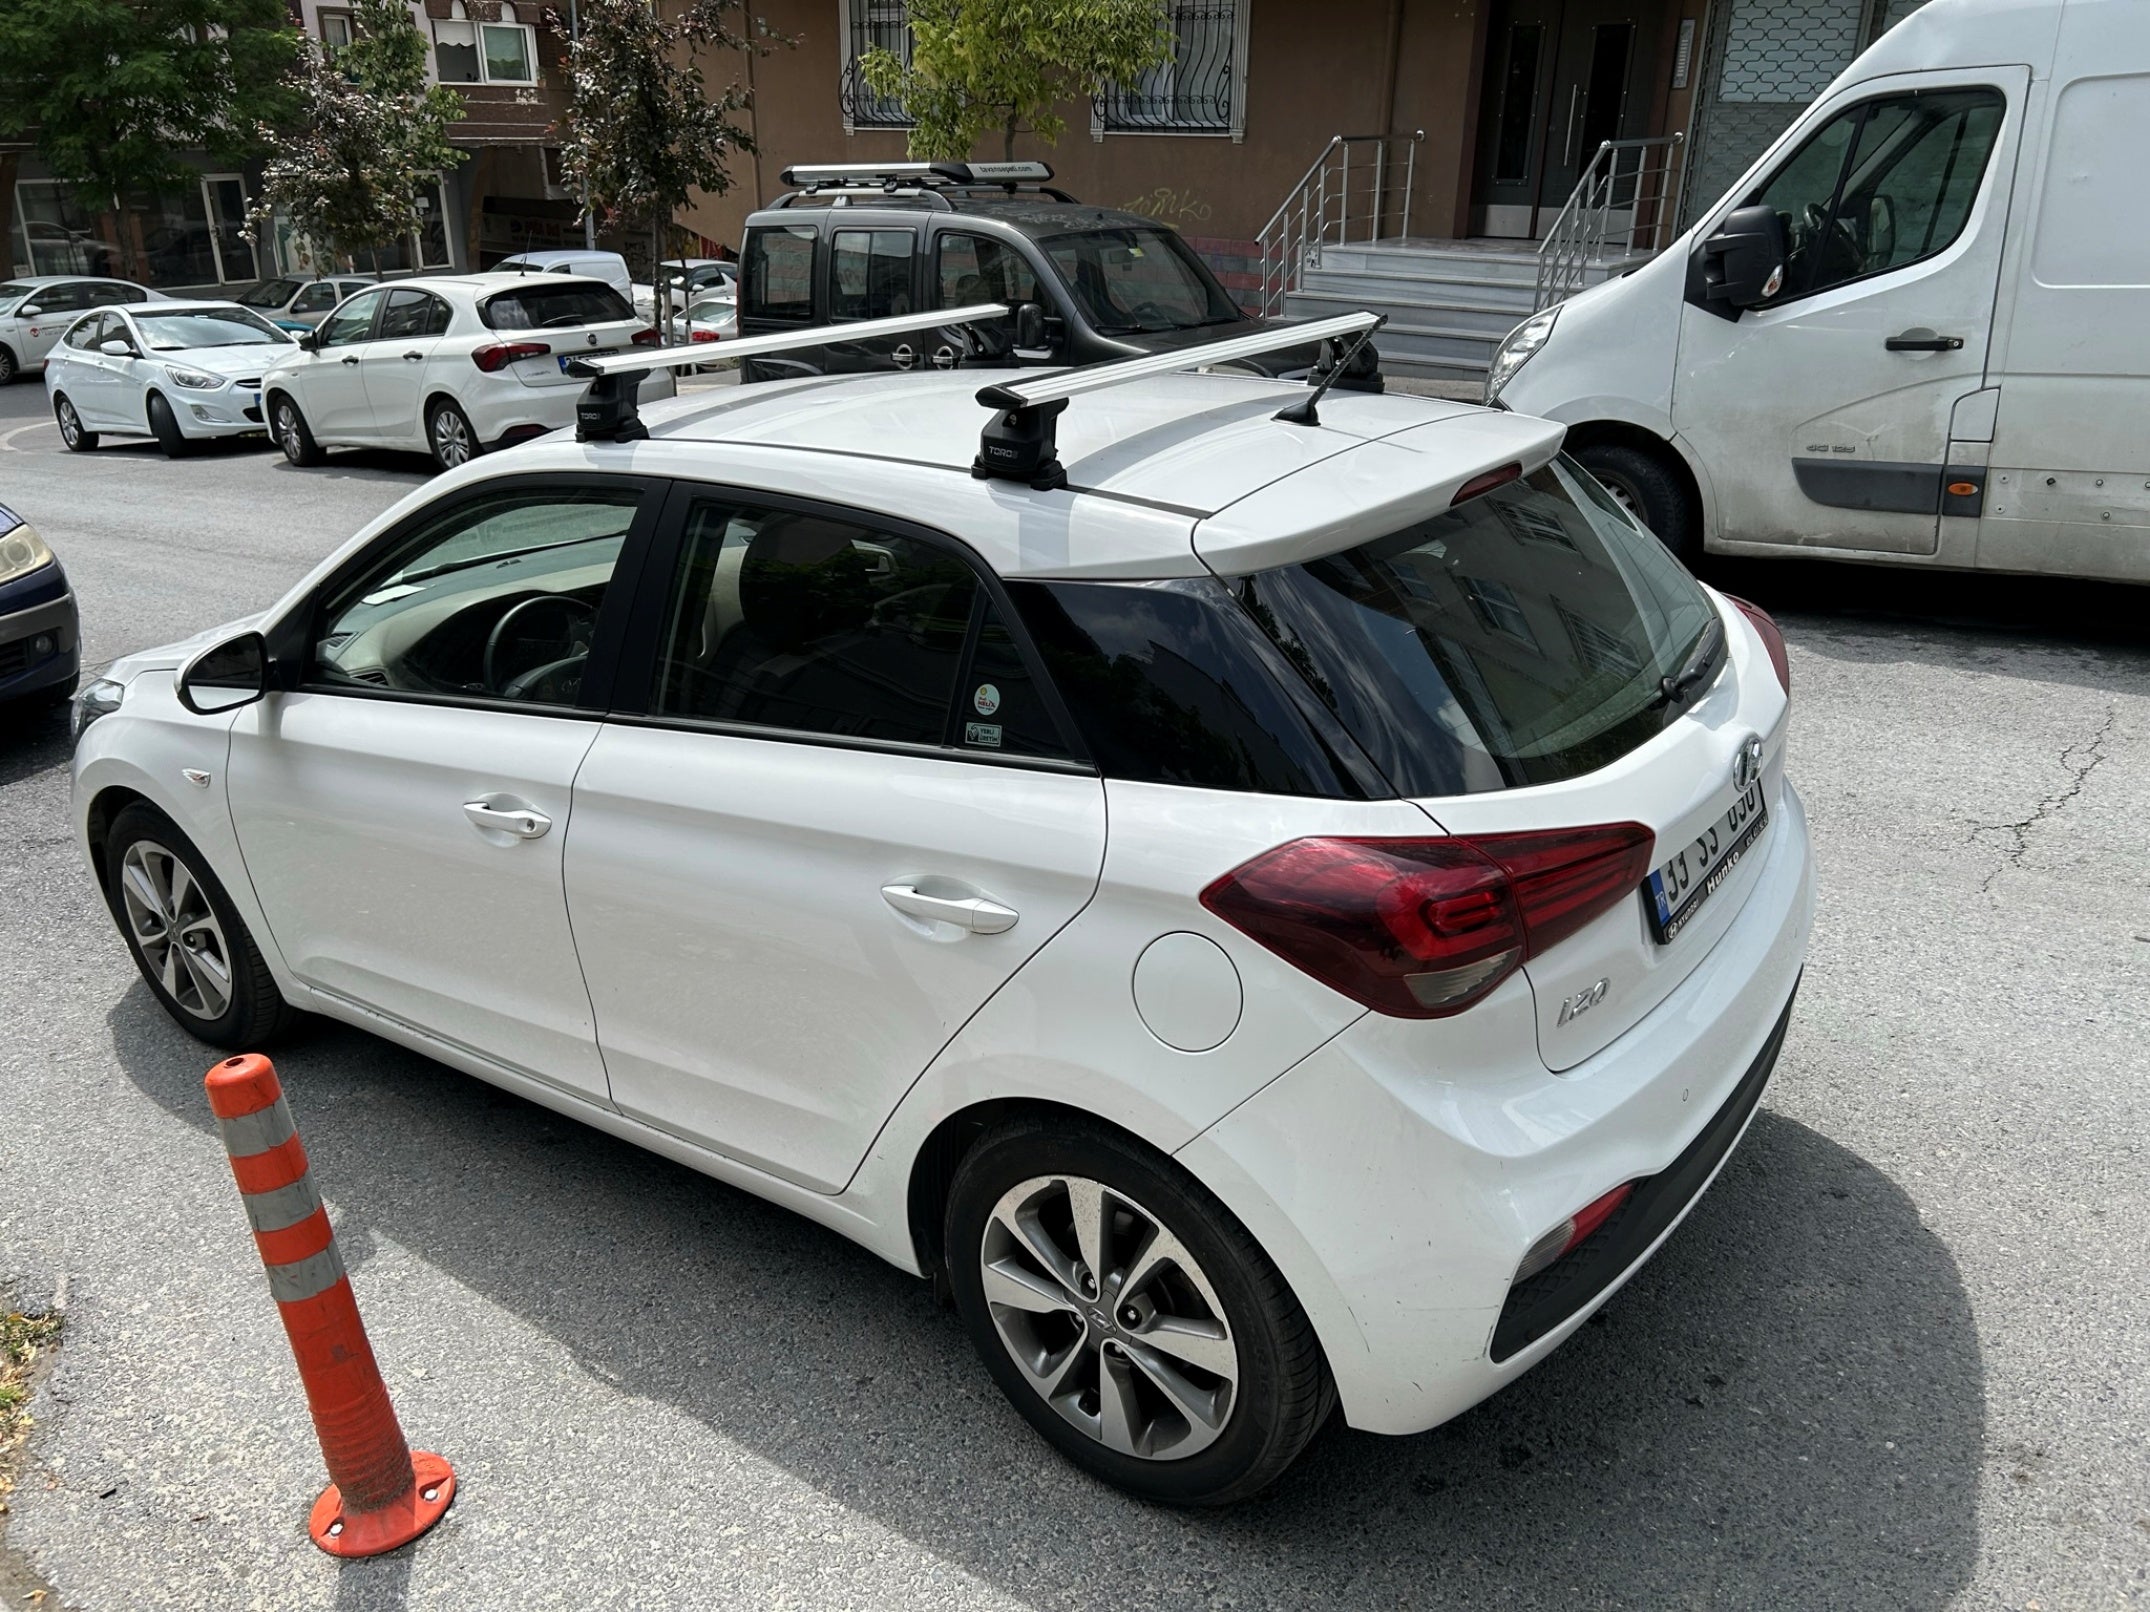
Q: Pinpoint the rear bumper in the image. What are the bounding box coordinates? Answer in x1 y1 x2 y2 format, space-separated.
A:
1177 780 1815 1435
0 563 81 701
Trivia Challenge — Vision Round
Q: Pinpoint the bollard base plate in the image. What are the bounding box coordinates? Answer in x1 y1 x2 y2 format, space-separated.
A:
308 1450 456 1558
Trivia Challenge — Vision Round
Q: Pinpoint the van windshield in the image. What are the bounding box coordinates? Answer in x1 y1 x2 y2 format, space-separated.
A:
1237 458 1722 796
1043 226 1241 334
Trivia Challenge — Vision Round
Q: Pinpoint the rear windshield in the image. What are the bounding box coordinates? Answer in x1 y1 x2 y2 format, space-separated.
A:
1238 458 1721 796
480 282 632 331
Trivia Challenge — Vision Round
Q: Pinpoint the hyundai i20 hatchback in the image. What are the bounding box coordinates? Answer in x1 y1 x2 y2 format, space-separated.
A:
73 364 1812 1504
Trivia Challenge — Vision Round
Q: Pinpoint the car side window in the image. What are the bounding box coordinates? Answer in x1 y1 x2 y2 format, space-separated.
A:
309 486 644 708
651 499 1071 759
830 230 916 321
378 288 449 340
744 226 817 324
63 314 107 351
105 283 149 304
37 283 92 313
292 283 339 314
1747 86 2004 302
936 233 1041 309
317 288 386 347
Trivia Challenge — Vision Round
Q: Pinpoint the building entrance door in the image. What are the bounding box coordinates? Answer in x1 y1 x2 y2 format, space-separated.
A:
1473 0 1665 237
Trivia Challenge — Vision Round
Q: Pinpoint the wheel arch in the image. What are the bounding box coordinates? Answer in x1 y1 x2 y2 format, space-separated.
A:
83 783 152 903
1559 417 1718 546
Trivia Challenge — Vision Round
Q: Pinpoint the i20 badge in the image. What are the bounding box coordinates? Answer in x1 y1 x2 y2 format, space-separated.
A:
1558 978 1610 1025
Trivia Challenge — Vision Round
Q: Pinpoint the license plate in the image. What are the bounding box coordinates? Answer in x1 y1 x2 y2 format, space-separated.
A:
558 349 615 372
1645 782 1768 944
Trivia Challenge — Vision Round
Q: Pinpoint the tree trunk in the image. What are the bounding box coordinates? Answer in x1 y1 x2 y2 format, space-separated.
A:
1003 116 1017 161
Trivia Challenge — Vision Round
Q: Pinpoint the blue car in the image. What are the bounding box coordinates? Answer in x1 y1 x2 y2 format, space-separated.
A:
0 502 79 713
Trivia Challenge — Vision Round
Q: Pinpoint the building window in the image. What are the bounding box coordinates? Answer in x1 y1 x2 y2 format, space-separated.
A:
1095 0 1246 137
839 0 913 130
318 8 353 49
434 17 537 84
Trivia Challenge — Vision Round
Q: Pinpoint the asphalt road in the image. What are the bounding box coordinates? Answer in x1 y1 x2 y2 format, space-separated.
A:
2 378 2146 1611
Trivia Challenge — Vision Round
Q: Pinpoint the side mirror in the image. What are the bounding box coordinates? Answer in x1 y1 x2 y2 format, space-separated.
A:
177 631 269 716
99 338 134 358
1014 302 1046 350
19 304 42 318
1700 204 1790 312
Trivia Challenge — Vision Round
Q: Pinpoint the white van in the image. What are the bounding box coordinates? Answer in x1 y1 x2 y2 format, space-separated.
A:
1491 0 2150 585
490 249 635 300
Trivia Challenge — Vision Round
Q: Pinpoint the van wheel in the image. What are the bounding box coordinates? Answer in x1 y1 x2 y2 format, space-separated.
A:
146 393 193 458
54 394 98 451
1574 441 1697 562
944 1116 1334 1506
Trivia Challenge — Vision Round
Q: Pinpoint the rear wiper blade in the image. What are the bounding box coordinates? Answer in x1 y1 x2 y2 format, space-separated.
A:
1651 615 1725 709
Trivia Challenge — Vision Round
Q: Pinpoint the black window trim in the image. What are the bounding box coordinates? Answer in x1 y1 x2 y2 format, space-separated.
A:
603 477 1098 775
267 470 672 719
742 222 823 327
826 224 921 324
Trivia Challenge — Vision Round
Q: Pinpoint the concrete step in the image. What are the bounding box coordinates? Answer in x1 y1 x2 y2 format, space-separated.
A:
1290 283 1534 336
1298 266 1540 314
1284 292 1519 353
1317 242 1545 281
1380 353 1495 387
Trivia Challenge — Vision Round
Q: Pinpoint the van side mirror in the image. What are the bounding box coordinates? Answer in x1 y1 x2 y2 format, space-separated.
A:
1699 204 1789 314
177 631 269 716
1014 302 1047 352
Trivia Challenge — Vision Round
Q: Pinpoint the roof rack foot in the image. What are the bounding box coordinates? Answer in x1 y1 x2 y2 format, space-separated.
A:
972 397 1069 489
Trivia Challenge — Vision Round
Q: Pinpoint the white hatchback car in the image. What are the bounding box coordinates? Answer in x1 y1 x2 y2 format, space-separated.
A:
258 273 666 471
45 301 297 455
72 336 1812 1505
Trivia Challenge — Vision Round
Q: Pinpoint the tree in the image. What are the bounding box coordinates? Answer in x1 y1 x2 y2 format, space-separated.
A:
860 0 1172 162
0 0 300 280
249 0 467 272
557 0 774 337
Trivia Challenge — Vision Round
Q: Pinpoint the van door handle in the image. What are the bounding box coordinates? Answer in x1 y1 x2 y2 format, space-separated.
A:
464 800 552 839
1884 332 1964 351
881 882 1019 935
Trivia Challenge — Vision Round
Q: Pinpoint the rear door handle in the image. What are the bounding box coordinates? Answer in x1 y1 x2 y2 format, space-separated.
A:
402 350 425 361
464 800 552 839
1884 332 1963 351
881 882 1018 935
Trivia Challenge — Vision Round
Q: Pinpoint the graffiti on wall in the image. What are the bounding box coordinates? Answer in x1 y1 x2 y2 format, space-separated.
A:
1119 187 1215 226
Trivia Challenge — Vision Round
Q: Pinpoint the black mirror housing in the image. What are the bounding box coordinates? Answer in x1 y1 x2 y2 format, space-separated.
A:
1013 302 1048 352
178 631 270 716
1697 204 1789 315
296 329 319 351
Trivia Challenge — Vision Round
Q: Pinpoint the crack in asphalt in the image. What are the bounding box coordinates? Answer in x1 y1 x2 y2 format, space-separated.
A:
1968 704 2119 891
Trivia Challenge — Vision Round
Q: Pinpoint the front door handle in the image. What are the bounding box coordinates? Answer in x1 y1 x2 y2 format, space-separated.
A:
464 800 551 839
402 350 425 361
881 882 1018 935
340 354 360 366
1884 331 1964 351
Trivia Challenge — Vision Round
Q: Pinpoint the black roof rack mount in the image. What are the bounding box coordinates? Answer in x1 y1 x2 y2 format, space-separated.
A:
778 160 1055 190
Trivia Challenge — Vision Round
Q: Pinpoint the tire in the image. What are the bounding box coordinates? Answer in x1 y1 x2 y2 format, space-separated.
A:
1574 440 1698 562
273 394 324 466
146 392 193 458
0 344 18 385
53 393 98 452
104 803 294 1050
427 399 480 471
944 1116 1334 1506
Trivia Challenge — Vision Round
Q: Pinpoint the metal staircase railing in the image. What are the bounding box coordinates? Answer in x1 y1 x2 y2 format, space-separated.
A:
1534 132 1685 312
1253 130 1425 316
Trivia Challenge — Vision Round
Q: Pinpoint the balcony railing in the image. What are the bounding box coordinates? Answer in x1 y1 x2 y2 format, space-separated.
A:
1534 133 1685 311
1253 130 1425 316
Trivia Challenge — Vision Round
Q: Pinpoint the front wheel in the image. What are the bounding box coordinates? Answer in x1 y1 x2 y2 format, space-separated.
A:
273 395 324 466
1573 441 1697 562
146 392 192 458
105 804 294 1049
945 1117 1333 1506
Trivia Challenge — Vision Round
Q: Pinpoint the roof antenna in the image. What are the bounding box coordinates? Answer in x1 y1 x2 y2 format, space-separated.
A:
1274 318 1385 428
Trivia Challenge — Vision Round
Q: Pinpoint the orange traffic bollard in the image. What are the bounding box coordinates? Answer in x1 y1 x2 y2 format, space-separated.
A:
204 1054 456 1558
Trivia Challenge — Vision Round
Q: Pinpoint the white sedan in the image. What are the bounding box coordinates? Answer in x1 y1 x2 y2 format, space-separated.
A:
45 301 296 456
258 272 670 472
0 275 164 384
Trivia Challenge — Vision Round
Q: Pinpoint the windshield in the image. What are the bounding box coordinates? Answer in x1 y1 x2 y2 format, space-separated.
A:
236 278 302 308
1238 457 1721 795
1043 227 1240 333
133 308 292 350
0 283 35 314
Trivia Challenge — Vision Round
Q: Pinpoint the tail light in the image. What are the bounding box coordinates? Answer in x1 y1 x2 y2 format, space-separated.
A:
1452 461 1523 506
1725 594 1790 694
470 340 551 373
1514 1182 1633 1283
1200 823 1654 1019
631 327 663 347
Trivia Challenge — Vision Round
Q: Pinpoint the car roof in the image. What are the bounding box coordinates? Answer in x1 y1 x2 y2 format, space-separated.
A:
118 299 257 315
751 196 1173 240
5 274 135 286
495 250 626 265
463 369 1565 582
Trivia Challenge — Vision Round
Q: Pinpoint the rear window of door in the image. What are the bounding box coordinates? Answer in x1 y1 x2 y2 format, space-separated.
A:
378 289 451 339
480 282 631 331
830 229 917 321
743 226 817 324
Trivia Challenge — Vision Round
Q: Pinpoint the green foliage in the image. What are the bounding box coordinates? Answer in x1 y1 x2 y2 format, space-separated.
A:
250 0 467 267
0 0 301 209
859 0 1172 161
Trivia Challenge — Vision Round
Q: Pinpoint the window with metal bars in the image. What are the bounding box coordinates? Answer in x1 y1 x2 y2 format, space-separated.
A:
1095 0 1242 134
839 0 913 129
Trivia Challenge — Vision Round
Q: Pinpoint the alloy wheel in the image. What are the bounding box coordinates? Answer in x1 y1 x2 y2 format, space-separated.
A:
278 403 304 460
56 399 80 447
978 1174 1239 1461
118 840 234 1022
432 408 472 467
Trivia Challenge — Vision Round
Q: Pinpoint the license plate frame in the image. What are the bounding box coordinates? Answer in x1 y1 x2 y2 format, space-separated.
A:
558 349 616 373
1644 782 1769 945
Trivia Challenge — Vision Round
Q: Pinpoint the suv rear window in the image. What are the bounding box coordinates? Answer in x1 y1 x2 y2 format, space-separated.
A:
480 282 632 331
1236 458 1721 796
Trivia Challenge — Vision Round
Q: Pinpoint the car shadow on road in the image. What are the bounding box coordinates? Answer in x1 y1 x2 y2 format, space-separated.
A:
0 698 72 786
108 1002 1983 1610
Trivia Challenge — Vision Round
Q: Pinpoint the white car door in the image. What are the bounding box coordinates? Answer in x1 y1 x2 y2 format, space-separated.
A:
360 288 452 448
565 491 1107 1193
300 287 390 440
1674 68 2026 557
50 314 117 424
17 280 100 366
225 474 664 1102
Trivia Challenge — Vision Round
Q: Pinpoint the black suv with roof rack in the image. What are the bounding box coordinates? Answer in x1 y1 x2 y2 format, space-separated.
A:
736 160 1383 389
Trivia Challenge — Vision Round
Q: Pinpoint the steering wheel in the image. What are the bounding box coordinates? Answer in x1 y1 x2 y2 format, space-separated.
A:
484 594 597 700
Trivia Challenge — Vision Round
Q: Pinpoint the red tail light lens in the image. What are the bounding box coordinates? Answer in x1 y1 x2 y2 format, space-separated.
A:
1451 461 1523 506
1201 823 1654 1019
631 327 663 347
1726 594 1790 694
689 329 721 344
470 340 552 373
1514 1181 1633 1282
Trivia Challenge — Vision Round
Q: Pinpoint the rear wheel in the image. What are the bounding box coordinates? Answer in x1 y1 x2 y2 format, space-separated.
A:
53 394 98 452
1574 441 1697 562
944 1116 1333 1506
273 395 324 466
146 392 192 458
427 399 479 471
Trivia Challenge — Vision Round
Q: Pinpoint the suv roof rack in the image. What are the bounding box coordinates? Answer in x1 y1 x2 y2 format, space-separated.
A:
772 160 1077 205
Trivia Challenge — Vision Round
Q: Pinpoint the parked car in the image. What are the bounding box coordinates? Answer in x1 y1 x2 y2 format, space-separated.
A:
45 301 295 457
258 273 671 471
635 257 737 322
668 290 738 347
235 274 379 332
1490 0 2150 585
0 276 163 384
489 248 635 301
736 161 1382 388
72 331 1810 1504
0 502 78 714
